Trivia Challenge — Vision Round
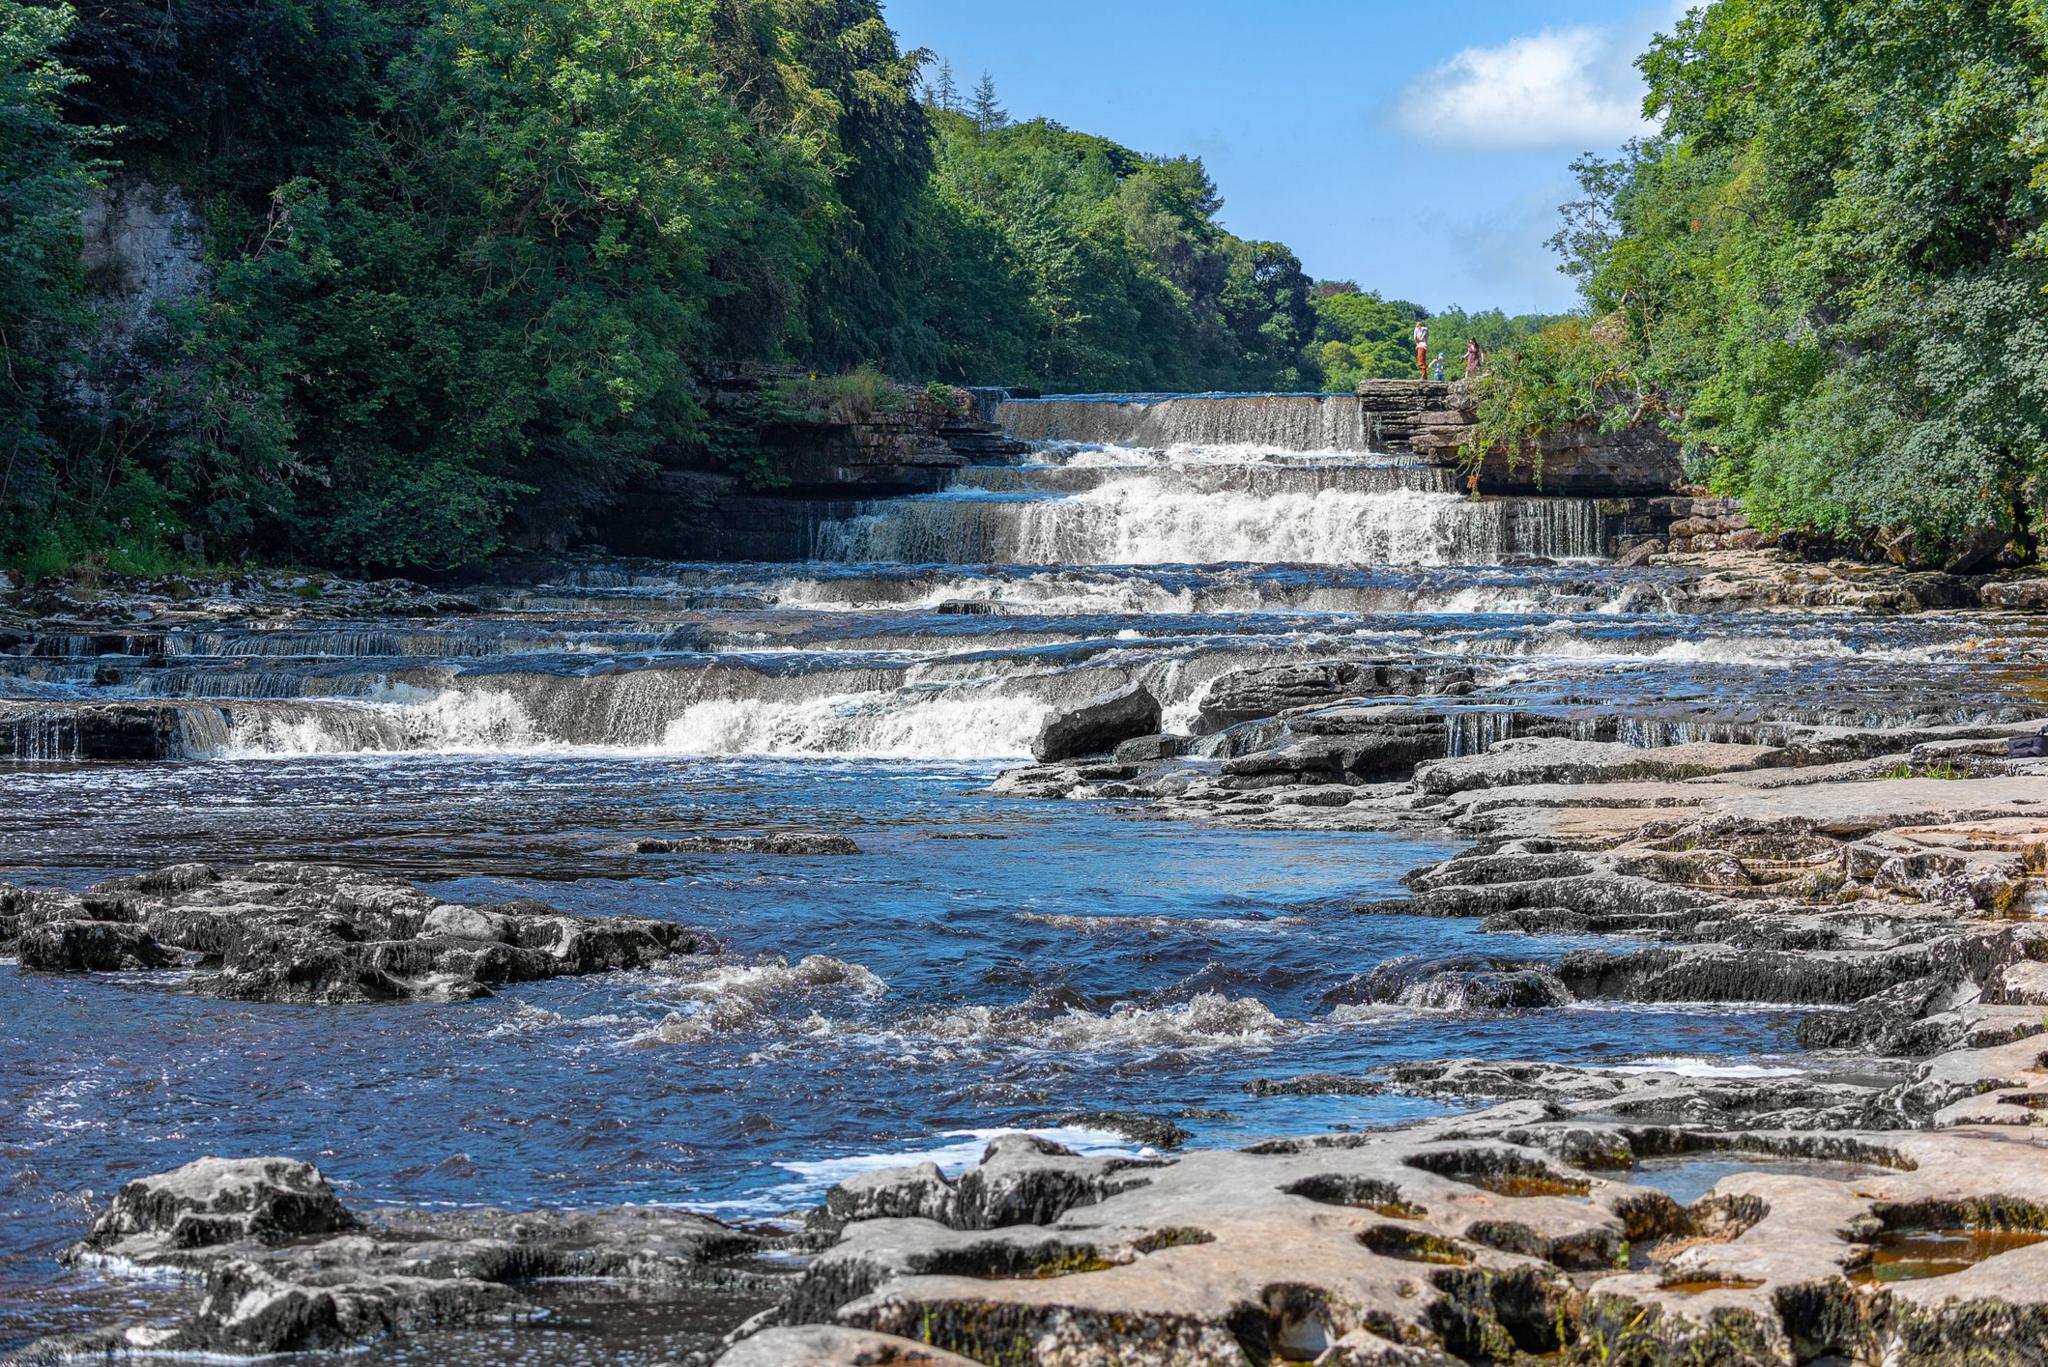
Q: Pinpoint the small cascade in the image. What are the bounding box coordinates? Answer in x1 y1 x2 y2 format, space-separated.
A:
1445 710 1518 758
5 712 81 763
994 394 1382 452
1609 716 1791 749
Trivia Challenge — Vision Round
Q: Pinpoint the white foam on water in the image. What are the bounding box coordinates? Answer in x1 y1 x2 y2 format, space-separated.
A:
1455 630 1951 668
909 991 1287 1053
746 567 1640 618
658 692 1048 759
775 1125 1141 1186
1049 440 1404 470
626 955 888 1043
821 481 1601 568
1013 912 1304 934
1602 1057 1806 1078
212 689 537 758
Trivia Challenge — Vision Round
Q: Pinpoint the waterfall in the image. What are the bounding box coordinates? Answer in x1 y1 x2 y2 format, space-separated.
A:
815 482 1609 567
1445 710 1518 758
994 394 1382 452
5 713 81 763
809 409 1613 568
165 655 1163 760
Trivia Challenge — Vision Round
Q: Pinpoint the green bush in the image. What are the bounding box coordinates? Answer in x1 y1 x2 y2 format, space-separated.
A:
1462 318 1647 487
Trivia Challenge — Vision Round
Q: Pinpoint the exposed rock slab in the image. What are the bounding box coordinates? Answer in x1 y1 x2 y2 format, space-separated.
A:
4 862 713 1002
30 1156 771 1360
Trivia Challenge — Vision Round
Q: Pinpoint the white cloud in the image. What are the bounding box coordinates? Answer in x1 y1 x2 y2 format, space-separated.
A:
1395 20 1662 150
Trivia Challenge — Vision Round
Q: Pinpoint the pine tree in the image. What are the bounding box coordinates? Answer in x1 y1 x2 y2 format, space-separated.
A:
930 58 959 113
970 72 1007 130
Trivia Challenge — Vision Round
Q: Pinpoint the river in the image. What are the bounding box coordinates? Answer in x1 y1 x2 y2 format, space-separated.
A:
4 396 2044 1356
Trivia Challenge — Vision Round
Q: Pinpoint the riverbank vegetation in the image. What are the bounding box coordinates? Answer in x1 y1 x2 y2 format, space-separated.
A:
1494 0 2048 567
0 0 1340 574
1311 287 1564 391
10 0 2043 575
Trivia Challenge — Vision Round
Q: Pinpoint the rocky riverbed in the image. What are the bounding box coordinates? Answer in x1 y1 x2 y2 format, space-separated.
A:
11 567 2048 1362
7 417 2048 1364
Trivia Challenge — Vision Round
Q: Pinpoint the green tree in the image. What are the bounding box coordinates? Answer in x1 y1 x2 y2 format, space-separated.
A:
970 71 1007 131
1563 0 2048 565
0 0 96 563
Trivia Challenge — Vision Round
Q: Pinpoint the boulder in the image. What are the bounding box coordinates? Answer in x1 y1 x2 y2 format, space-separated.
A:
75 1157 358 1263
1195 660 1472 734
18 919 172 972
1980 574 2048 611
718 1326 982 1366
1112 733 1192 763
1033 682 1162 762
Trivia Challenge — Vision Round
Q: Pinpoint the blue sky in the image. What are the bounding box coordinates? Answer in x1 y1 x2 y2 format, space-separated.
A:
883 0 1687 315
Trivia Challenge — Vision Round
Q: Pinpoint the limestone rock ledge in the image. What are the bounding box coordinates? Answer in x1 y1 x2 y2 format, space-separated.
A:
884 716 2048 1363
20 1156 770 1360
729 1117 2048 1366
2 861 713 1002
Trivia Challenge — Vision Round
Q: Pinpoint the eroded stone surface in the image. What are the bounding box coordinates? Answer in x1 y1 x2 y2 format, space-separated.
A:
3 862 712 1002
738 720 2048 1365
27 1157 772 1360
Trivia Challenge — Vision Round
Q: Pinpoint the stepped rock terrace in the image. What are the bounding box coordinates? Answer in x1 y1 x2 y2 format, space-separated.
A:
5 390 2048 1365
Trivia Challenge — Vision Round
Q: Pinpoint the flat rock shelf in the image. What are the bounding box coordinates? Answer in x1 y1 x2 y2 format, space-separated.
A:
5 400 2048 1366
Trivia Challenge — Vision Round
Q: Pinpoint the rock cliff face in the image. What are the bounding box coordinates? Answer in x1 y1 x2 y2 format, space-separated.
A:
1655 494 1770 553
74 179 209 410
590 381 1026 560
1354 379 1686 498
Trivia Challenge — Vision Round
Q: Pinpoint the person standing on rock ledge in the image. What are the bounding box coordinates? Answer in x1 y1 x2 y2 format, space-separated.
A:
1431 352 1445 381
1464 337 1483 379
1413 319 1430 379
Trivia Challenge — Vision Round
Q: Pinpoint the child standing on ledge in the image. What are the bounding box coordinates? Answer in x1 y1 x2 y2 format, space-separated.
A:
1413 320 1429 380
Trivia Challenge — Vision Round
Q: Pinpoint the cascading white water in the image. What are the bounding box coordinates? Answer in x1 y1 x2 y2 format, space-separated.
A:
175 659 1143 761
994 394 1383 451
815 402 1613 567
815 467 1609 567
4 713 81 763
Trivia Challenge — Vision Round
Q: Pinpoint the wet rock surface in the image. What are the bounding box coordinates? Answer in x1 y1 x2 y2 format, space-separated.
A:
3 862 712 1002
1032 681 1162 762
16 1157 777 1362
15 544 2048 1366
707 708 2048 1364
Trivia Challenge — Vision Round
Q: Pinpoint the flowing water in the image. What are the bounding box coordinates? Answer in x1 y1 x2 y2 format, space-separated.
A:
4 402 2046 1354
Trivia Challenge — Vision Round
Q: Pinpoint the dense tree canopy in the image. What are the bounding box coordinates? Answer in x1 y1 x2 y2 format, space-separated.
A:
0 1 96 567
1554 0 2048 566
0 0 1364 573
